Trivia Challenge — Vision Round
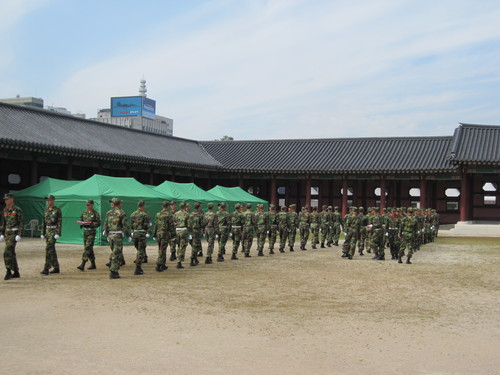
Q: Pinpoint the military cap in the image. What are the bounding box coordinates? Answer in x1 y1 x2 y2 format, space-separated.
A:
170 201 177 206
180 201 187 209
302 205 309 210
137 200 145 207
220 202 227 209
327 205 333 209
234 203 240 209
3 193 14 200
312 206 318 211
45 194 56 201
290 204 296 208
194 202 201 209
358 206 364 211
269 204 276 210
208 202 214 209
281 206 287 211
109 197 121 204
334 206 339 210
86 199 94 205
162 201 170 208
246 203 252 209
322 205 327 209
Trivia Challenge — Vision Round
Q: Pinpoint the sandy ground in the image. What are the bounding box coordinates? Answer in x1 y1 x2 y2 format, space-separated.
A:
0 236 499 375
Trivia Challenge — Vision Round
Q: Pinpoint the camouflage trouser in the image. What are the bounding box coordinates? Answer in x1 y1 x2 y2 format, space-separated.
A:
387 229 400 258
320 225 329 245
365 229 373 252
133 233 147 266
170 235 177 258
231 227 242 254
310 223 319 245
369 229 384 256
155 231 170 266
218 227 229 255
268 225 278 250
109 234 124 272
278 225 288 250
330 224 341 244
358 228 367 251
191 230 202 259
3 232 19 271
299 224 310 246
44 231 60 270
242 226 254 255
82 230 96 262
288 228 297 247
342 229 358 256
205 228 216 257
399 232 415 259
176 230 189 262
256 225 267 252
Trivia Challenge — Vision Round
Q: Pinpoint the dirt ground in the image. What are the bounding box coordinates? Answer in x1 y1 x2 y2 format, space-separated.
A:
0 236 499 375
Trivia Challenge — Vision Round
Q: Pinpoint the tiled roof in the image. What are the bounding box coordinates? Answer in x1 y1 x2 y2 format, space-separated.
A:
449 123 500 165
0 102 220 170
200 136 456 173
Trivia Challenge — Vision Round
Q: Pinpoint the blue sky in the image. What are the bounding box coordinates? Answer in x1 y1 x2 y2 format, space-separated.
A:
1 0 500 140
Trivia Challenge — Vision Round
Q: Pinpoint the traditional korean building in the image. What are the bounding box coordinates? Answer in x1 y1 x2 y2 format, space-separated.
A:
1 102 499 224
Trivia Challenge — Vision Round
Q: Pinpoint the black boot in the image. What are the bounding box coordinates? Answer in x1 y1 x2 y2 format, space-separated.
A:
341 253 348 258
87 261 97 270
49 268 60 274
205 257 212 264
398 256 403 264
155 264 163 272
120 259 126 266
231 253 238 260
194 257 199 265
169 252 177 261
110 271 121 279
176 262 184 269
378 254 385 260
40 268 49 275
257 250 264 256
190 258 198 266
105 262 111 268
269 249 275 255
347 254 353 259
161 264 168 270
359 251 364 256
334 241 338 246
143 257 148 264
312 244 317 249
367 249 372 253
372 254 380 260
11 270 20 278
406 258 412 264
245 253 251 257
198 251 203 257
134 266 144 275
4 270 12 281
279 248 285 253
217 254 224 262
321 243 325 248
241 247 246 253
289 246 294 252
77 261 86 271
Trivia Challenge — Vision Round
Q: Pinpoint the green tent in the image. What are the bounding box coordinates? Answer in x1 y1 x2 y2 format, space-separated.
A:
207 185 268 211
153 181 224 211
14 178 81 238
45 174 174 245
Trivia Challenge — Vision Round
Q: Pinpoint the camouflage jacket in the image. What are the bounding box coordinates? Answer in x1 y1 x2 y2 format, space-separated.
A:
42 206 62 236
268 211 278 227
79 209 101 232
154 209 174 237
343 213 361 233
319 211 331 226
277 211 289 228
130 209 150 235
298 212 311 227
255 211 268 228
203 211 218 229
188 211 204 232
1 205 24 235
231 211 244 227
243 210 255 228
310 212 320 225
174 210 190 229
103 208 129 236
216 210 230 228
288 211 299 229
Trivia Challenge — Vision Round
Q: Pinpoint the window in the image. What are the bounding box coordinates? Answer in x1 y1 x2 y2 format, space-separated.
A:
311 199 319 207
374 187 388 197
484 196 496 205
311 186 319 195
446 202 459 210
247 186 260 195
278 198 286 207
482 182 498 192
409 188 420 197
445 188 460 197
341 187 354 196
8 174 21 184
411 201 420 208
277 186 286 195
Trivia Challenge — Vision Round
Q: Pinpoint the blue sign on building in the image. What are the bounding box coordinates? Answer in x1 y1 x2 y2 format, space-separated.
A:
142 97 156 120
111 96 142 117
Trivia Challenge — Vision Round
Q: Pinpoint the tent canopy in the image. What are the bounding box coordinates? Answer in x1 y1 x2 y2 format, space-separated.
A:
207 185 268 211
14 177 80 198
153 181 222 210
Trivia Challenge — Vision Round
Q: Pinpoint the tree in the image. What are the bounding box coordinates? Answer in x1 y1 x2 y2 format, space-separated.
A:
216 135 234 141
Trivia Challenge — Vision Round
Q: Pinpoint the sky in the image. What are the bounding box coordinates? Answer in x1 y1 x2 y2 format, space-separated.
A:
1 0 500 140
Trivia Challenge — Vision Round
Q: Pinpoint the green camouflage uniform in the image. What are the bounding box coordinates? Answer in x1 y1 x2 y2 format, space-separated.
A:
130 209 150 266
188 209 203 260
174 210 190 263
217 209 231 256
242 209 255 256
330 209 343 246
79 209 101 262
368 212 384 258
154 208 173 268
169 208 178 261
42 206 62 271
342 210 361 257
267 208 278 252
1 205 24 272
310 210 320 248
357 210 368 253
298 209 311 249
277 208 289 252
231 208 244 255
255 208 269 254
103 207 129 272
399 211 417 262
203 209 218 257
386 211 401 259
287 208 299 249
319 208 330 247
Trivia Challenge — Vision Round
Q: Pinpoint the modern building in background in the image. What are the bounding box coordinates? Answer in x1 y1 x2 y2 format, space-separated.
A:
91 80 174 136
0 95 44 109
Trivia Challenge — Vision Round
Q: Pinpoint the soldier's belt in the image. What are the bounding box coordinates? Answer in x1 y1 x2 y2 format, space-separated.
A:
6 227 19 232
175 227 187 231
108 231 123 235
46 225 57 229
231 226 241 229
83 228 95 231
132 230 146 233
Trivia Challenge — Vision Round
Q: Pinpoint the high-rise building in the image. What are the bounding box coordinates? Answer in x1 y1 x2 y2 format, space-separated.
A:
0 96 44 109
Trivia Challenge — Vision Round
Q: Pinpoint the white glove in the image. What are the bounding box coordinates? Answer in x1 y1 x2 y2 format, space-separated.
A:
149 222 153 227
0 235 4 242
41 235 45 239
153 237 156 241
368 224 373 228
266 231 269 234
15 235 21 242
189 235 193 240
128 237 132 242
385 232 389 237
107 237 110 242
146 233 150 238
215 234 219 239
344 232 347 236
102 230 106 236
229 233 232 237
54 234 59 240
431 226 435 230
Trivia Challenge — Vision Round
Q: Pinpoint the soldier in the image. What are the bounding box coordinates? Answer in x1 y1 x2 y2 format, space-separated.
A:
203 202 218 264
267 204 278 254
174 202 190 269
399 207 418 264
1 193 24 280
130 200 150 275
310 206 320 249
103 197 130 279
368 207 385 260
169 201 178 261
386 208 402 260
76 199 101 271
216 202 230 262
153 201 173 272
188 202 203 266
319 205 330 248
230 203 243 260
242 203 255 257
357 207 368 255
342 206 361 259
298 205 311 250
330 206 343 246
287 204 299 251
255 203 268 256
40 195 62 275
277 205 289 253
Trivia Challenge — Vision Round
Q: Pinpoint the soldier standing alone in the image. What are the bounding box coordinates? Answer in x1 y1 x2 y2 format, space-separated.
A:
1 193 24 280
40 195 62 275
77 199 101 271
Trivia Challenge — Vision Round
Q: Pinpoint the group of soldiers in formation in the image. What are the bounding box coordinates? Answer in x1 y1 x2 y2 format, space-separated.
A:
1 192 439 280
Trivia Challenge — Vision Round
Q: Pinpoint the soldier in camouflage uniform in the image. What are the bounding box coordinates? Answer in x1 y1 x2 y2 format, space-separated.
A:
367 207 385 260
357 207 368 255
130 200 150 275
40 195 62 275
77 199 101 271
342 207 361 259
310 206 320 249
188 202 203 266
399 207 418 264
1 193 24 280
386 208 402 260
242 203 255 257
174 202 190 269
216 202 230 261
203 202 218 264
330 206 343 246
254 203 268 257
277 205 289 253
267 204 278 254
230 203 243 260
169 201 178 261
154 201 173 272
103 197 130 279
298 206 311 250
319 205 330 248
287 204 299 251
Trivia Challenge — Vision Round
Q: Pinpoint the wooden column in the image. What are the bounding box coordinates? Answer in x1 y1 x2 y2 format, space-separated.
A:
342 177 348 217
149 166 155 185
238 174 244 188
270 176 277 206
305 175 312 207
380 176 386 213
460 171 471 221
171 168 176 182
419 175 427 209
67 158 73 180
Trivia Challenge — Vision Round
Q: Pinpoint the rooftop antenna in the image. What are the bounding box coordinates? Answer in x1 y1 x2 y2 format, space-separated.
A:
139 77 147 97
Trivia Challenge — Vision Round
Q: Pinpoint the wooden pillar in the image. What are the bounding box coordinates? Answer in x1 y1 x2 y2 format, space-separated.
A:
460 171 471 221
296 180 301 207
284 180 290 206
67 158 73 180
305 175 312 207
341 177 348 217
270 176 277 206
125 164 131 177
98 162 104 175
238 174 244 188
380 176 386 213
149 167 155 185
31 155 38 185
190 170 195 183
171 168 176 182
